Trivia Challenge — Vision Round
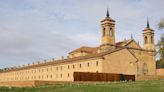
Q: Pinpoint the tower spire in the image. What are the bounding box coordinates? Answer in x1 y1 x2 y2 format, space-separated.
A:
106 8 109 17
138 40 140 45
147 17 150 28
131 34 134 39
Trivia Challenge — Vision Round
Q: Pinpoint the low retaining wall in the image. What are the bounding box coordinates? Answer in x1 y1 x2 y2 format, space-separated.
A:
0 81 64 87
137 75 164 80
0 81 35 87
74 72 135 81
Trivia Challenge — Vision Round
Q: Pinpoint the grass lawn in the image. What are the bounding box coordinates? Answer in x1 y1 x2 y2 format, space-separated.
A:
0 80 164 92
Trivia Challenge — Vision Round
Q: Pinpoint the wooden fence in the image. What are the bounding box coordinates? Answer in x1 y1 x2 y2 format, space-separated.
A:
74 72 135 81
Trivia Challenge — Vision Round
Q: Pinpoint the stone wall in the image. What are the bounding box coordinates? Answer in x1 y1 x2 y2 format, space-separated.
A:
156 69 164 75
0 81 35 87
103 49 138 75
136 75 164 80
0 58 103 82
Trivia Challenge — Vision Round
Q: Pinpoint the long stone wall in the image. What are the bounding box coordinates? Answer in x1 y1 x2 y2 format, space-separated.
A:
0 81 35 87
0 80 68 87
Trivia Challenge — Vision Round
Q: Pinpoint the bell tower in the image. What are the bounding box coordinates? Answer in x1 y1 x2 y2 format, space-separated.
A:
100 9 116 51
143 18 155 50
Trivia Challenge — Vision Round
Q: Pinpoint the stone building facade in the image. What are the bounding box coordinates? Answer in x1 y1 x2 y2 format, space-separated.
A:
0 10 156 84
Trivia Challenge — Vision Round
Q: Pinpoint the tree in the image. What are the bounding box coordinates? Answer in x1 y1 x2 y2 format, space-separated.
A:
156 19 164 68
158 18 164 30
156 35 164 68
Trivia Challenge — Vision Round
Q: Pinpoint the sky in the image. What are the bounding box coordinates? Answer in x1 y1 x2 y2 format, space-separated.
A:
0 0 164 69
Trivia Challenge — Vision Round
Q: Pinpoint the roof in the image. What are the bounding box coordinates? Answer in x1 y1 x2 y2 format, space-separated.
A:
1 38 152 73
143 18 154 32
116 39 133 46
0 44 154 73
69 46 98 54
143 27 154 32
1 48 123 73
101 17 115 22
69 39 139 54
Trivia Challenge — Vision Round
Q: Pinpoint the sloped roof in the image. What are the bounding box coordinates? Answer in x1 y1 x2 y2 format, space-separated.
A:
1 44 153 73
116 39 142 49
1 39 147 73
101 17 115 22
143 27 154 31
69 46 98 54
69 39 139 54
116 39 133 46
1 48 123 73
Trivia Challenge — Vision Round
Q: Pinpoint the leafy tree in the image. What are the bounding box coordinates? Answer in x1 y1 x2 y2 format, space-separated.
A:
156 19 164 68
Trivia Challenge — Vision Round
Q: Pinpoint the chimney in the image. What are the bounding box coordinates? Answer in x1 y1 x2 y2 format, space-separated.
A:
61 56 64 60
52 58 55 61
37 61 40 64
44 60 47 63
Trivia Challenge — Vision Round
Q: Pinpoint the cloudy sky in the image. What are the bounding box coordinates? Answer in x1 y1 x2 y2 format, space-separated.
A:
0 0 163 69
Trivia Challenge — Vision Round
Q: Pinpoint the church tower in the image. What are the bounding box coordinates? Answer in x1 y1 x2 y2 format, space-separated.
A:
100 9 116 51
143 19 155 50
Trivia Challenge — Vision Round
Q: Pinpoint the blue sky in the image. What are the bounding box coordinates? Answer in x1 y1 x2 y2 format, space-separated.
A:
0 0 163 68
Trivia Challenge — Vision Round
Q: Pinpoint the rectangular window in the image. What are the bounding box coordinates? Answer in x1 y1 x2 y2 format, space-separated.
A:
68 73 70 77
88 62 90 67
61 74 62 78
56 74 58 78
73 64 75 69
61 66 62 70
96 61 99 66
80 64 82 68
68 65 70 69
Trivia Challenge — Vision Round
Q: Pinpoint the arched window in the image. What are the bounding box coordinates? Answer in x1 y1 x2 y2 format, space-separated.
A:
142 62 148 75
103 28 105 36
151 36 153 43
109 28 113 36
144 36 148 44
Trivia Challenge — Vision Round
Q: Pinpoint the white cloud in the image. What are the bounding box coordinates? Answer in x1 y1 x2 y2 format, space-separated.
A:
0 0 163 68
